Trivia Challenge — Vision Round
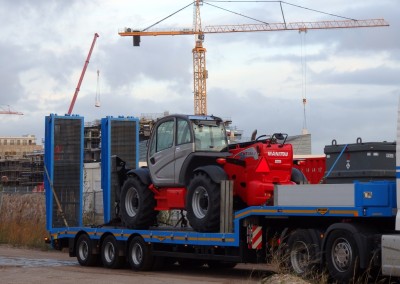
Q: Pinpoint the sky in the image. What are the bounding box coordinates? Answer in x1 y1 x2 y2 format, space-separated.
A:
0 0 398 154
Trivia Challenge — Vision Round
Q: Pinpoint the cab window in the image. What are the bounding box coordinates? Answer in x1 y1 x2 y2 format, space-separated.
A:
155 120 174 152
177 118 191 145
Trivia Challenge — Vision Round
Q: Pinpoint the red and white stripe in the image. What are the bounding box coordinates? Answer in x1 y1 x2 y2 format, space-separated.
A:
250 226 262 250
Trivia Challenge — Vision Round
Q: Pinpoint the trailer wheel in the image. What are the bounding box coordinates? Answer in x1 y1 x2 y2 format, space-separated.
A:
101 235 124 269
326 230 360 282
127 236 153 271
287 229 320 276
76 234 98 266
186 172 220 232
120 177 156 229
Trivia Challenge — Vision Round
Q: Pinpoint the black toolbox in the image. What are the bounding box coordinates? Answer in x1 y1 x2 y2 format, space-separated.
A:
324 138 396 183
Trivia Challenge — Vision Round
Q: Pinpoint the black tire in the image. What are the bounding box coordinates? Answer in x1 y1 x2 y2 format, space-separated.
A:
186 172 220 232
120 176 157 229
76 234 98 266
286 229 320 276
291 168 308 184
101 235 124 269
325 229 360 283
127 236 153 271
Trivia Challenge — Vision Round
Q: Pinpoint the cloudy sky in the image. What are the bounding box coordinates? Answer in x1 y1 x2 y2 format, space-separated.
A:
0 0 398 153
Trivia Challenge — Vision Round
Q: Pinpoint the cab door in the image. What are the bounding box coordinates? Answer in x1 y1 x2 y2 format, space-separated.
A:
148 118 176 186
174 118 193 184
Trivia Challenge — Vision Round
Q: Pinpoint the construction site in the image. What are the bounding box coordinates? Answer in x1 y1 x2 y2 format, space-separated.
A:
0 1 398 283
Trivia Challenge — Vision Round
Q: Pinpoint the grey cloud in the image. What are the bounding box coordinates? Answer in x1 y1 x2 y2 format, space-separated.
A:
312 65 399 86
102 37 193 90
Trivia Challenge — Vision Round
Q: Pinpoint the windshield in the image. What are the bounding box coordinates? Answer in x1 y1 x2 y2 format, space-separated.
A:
192 121 228 151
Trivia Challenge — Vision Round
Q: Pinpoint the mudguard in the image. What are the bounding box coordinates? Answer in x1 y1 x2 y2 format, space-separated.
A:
193 165 228 184
127 167 151 185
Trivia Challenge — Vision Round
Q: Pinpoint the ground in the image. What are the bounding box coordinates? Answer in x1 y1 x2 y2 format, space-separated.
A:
0 244 311 284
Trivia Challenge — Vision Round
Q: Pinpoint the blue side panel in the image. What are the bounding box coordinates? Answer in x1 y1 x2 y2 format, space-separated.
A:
44 115 54 232
101 117 111 223
355 181 397 208
44 114 84 234
49 227 239 247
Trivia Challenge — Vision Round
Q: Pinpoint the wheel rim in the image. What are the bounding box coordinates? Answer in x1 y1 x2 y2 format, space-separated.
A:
192 186 209 219
104 242 115 263
131 243 143 265
331 237 353 272
290 241 310 274
125 187 139 217
78 240 89 261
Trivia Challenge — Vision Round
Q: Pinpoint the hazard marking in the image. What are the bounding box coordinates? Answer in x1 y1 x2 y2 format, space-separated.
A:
256 158 270 173
251 226 262 249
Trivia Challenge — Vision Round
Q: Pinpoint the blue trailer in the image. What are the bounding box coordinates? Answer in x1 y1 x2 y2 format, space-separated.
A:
44 113 400 282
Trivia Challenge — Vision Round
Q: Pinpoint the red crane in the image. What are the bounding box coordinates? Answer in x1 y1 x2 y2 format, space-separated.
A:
0 105 23 115
67 33 99 115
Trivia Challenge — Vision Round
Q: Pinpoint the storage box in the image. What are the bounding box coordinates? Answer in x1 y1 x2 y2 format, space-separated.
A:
324 140 395 184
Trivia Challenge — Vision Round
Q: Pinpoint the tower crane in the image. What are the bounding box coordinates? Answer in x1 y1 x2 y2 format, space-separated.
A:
119 1 389 115
0 105 23 115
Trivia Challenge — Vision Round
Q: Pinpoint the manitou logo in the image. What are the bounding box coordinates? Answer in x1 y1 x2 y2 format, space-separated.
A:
235 147 259 160
267 151 289 157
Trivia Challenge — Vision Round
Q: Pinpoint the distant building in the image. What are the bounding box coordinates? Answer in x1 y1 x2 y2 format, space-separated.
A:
287 133 311 155
84 121 101 163
0 135 42 159
0 135 44 188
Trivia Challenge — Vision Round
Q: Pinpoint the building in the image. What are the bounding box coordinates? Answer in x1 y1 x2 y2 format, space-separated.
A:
0 135 42 159
84 121 101 163
287 133 312 155
0 151 44 188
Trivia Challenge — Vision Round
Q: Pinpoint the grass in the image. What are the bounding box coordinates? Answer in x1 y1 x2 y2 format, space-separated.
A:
0 219 48 249
0 192 48 249
262 240 395 284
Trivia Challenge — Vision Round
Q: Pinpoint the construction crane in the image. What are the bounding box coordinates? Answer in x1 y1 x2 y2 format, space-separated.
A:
0 105 23 115
67 33 99 115
119 1 389 115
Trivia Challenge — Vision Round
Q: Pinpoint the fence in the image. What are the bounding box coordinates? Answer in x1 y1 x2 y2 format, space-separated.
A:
82 190 104 225
0 187 104 226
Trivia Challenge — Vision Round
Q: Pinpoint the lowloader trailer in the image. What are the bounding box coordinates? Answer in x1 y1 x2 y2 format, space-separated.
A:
44 113 400 283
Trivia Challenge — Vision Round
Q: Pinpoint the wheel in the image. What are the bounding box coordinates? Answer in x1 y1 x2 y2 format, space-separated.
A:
326 230 360 282
186 172 220 232
101 235 124 269
76 234 98 266
120 177 157 229
291 168 308 184
286 229 320 276
127 236 153 271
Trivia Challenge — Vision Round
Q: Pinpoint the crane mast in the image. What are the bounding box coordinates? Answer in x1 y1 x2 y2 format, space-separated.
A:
119 2 389 115
193 0 207 115
67 33 99 115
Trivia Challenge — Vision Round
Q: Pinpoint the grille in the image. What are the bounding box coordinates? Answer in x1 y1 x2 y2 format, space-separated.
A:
102 118 138 221
52 118 82 228
110 120 137 169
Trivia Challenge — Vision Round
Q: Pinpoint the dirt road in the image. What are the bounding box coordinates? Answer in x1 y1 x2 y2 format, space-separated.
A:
0 245 275 284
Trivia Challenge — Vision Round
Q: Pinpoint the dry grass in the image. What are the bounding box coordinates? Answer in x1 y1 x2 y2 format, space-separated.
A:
0 192 48 249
